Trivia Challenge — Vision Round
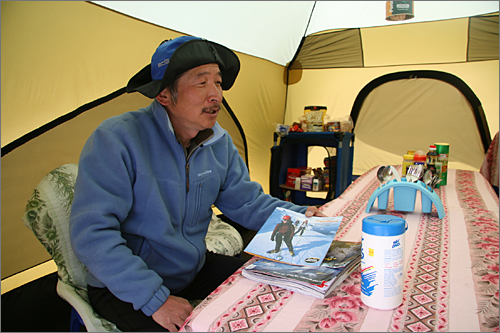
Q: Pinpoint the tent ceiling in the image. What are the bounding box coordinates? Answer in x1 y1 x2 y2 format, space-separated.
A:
93 1 499 66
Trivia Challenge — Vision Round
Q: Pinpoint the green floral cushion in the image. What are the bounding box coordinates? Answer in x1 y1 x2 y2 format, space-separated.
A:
23 164 82 287
22 163 120 332
206 213 244 256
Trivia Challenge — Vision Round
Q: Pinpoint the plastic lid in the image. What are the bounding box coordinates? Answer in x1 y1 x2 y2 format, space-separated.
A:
429 145 437 150
435 143 450 154
413 154 426 162
413 149 426 161
403 154 414 160
304 105 327 110
414 149 425 156
362 215 407 236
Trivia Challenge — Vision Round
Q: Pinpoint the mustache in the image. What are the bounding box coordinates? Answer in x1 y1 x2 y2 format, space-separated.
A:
202 104 221 113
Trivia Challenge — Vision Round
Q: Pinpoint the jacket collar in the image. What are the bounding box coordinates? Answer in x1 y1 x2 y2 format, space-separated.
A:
151 99 225 147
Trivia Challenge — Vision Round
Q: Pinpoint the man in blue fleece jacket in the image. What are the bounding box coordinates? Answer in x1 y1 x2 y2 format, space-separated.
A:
69 36 325 331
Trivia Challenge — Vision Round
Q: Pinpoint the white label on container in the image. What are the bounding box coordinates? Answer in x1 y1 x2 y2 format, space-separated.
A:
361 232 405 310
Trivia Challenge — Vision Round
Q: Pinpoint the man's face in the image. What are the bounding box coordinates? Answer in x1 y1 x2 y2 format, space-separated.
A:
159 63 223 141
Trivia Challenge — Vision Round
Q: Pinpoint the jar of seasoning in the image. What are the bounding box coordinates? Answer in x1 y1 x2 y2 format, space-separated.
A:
413 150 426 166
402 154 414 176
413 150 426 181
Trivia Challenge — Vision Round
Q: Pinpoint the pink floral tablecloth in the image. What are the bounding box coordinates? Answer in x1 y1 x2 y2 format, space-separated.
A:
181 168 499 332
480 131 499 188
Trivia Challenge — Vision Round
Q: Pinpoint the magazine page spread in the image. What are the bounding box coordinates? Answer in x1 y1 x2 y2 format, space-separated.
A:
244 207 342 266
244 259 343 286
242 253 361 299
321 240 362 268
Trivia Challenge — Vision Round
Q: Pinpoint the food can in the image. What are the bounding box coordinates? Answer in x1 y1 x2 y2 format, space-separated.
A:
326 122 340 132
312 124 323 132
313 179 320 191
295 177 301 190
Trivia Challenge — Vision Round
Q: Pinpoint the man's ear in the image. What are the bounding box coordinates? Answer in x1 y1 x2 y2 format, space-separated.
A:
155 88 170 106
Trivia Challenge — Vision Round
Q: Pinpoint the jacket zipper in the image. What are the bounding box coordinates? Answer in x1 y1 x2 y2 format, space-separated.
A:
183 130 215 194
186 162 190 193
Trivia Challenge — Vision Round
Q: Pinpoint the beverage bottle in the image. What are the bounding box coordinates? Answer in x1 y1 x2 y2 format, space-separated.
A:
426 145 438 174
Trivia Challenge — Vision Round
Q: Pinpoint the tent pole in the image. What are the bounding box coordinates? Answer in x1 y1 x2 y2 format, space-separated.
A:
283 1 317 124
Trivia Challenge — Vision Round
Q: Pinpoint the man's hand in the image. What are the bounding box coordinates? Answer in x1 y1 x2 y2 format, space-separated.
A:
305 206 327 217
152 295 194 332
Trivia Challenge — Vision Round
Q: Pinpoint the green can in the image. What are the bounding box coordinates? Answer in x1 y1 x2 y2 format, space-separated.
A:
435 143 449 186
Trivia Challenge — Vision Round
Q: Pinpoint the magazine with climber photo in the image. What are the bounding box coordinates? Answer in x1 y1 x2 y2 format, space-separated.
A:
243 207 342 266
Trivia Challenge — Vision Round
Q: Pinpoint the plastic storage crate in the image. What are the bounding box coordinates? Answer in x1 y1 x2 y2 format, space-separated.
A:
269 132 354 206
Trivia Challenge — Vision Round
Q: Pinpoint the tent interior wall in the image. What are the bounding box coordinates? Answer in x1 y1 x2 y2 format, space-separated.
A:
285 14 499 175
1 1 287 285
286 59 499 175
1 0 498 302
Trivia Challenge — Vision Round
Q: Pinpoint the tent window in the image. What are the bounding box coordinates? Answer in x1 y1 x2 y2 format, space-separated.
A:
289 29 363 69
352 76 483 172
468 15 499 62
350 70 491 153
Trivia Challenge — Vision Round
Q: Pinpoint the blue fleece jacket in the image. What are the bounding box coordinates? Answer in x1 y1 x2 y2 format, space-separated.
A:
69 99 306 316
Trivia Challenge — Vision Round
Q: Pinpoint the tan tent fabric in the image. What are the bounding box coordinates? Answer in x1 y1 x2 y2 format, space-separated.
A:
285 60 499 176
1 93 151 279
289 16 499 70
289 15 498 70
1 2 498 286
1 2 286 280
285 14 499 176
353 77 485 173
361 18 468 67
217 102 248 167
290 29 364 69
468 15 500 61
1 1 177 146
1 92 250 280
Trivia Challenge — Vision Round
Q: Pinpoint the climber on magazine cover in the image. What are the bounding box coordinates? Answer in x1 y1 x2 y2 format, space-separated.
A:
295 219 308 236
270 215 295 256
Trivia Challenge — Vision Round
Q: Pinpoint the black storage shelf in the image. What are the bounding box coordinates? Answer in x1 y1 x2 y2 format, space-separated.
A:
269 131 354 206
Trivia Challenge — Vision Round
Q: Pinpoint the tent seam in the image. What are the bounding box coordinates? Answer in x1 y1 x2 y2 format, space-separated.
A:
466 17 471 62
358 28 365 68
1 87 127 157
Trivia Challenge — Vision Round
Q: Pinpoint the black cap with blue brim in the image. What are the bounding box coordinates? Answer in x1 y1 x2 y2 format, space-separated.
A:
127 36 240 98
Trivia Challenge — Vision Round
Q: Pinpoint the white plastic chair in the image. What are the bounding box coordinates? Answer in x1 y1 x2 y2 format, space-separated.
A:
22 163 243 331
